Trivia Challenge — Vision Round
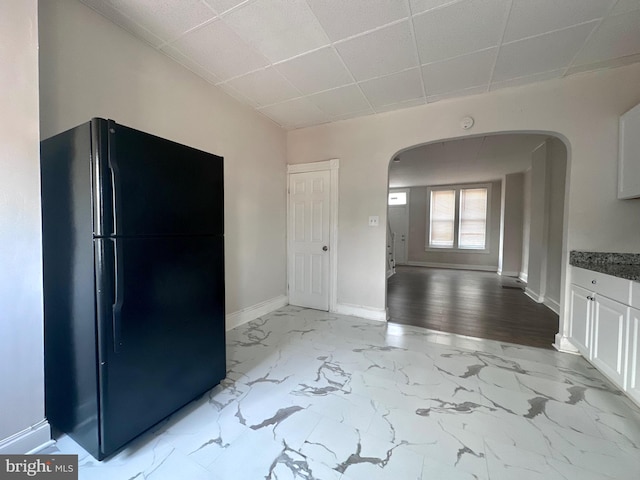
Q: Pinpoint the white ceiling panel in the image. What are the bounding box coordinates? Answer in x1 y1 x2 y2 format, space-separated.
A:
222 0 329 63
611 0 640 15
275 47 353 95
422 48 497 96
106 0 216 42
309 85 371 117
493 23 597 82
258 97 329 127
306 0 409 42
413 0 510 64
504 0 614 43
359 69 424 108
409 0 461 15
223 67 300 106
335 21 419 81
80 0 165 47
572 10 640 66
172 19 269 81
204 0 249 15
80 0 640 129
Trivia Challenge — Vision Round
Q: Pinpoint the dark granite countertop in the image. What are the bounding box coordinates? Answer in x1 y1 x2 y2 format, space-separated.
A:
570 251 640 282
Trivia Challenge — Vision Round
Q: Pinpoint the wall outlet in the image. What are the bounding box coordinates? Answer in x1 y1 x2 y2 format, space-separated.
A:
368 216 379 227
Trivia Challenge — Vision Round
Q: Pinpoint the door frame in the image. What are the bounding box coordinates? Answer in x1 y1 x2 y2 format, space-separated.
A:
387 188 410 265
287 159 339 312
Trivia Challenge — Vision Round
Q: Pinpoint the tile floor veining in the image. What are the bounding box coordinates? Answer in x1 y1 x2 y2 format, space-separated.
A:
49 306 640 479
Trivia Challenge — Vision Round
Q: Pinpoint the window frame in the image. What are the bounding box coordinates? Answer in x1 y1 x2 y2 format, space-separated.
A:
425 183 491 253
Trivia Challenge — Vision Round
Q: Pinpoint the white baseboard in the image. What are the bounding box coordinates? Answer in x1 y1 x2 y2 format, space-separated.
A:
553 334 580 354
498 271 520 277
519 272 528 282
386 269 395 279
524 287 543 303
226 294 288 331
333 303 387 322
406 261 497 272
543 297 560 315
0 420 51 455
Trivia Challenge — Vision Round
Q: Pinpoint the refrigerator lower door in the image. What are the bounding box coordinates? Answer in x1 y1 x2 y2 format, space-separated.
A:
95 236 225 458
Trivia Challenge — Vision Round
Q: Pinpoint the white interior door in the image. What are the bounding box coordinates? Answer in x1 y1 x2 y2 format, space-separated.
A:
288 170 330 310
388 189 409 265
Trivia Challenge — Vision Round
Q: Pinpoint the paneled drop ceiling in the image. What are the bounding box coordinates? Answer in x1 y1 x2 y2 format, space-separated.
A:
80 0 640 129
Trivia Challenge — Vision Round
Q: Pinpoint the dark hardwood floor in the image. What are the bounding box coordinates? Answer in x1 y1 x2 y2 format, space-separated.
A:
387 266 559 349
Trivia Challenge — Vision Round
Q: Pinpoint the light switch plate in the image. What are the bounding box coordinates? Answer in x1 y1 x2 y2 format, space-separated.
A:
368 216 379 227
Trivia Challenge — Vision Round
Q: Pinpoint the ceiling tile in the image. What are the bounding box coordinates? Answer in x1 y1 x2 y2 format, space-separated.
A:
258 97 329 127
306 0 409 42
426 85 487 103
489 69 563 91
413 0 509 64
222 0 329 63
374 97 426 113
161 46 220 84
493 22 596 82
80 0 165 47
335 21 419 81
171 19 269 81
409 0 461 15
106 0 217 42
572 10 640 66
223 67 300 106
216 82 259 107
422 48 497 96
359 69 424 108
611 0 640 15
504 0 614 43
204 0 249 15
309 85 371 116
275 47 353 95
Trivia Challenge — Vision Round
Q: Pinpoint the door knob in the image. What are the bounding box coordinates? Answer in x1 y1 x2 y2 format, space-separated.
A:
322 246 328 251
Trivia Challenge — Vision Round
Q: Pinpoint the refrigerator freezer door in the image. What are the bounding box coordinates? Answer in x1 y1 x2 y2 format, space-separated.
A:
95 236 225 457
106 120 223 237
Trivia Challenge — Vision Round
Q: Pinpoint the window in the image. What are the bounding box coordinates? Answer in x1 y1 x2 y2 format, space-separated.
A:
388 191 407 205
427 184 490 251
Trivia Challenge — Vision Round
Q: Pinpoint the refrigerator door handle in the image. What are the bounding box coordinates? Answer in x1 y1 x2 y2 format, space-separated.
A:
107 121 120 236
112 238 123 353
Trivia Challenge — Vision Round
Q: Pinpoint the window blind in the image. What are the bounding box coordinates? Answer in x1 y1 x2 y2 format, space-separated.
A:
458 188 487 248
429 190 455 247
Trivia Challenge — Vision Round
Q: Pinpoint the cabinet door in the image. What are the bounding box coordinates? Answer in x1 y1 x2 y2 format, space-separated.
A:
569 284 593 357
592 295 627 387
626 307 640 404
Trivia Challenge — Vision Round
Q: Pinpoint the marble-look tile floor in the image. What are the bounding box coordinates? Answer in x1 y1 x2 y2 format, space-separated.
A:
48 306 640 479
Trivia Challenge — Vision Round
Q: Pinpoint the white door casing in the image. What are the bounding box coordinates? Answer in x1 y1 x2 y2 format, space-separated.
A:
388 189 409 265
287 160 338 311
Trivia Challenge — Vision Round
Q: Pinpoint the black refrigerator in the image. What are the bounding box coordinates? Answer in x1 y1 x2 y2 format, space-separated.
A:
40 118 226 460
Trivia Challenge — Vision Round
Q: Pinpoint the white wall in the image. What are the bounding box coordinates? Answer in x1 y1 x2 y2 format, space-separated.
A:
499 172 525 277
38 0 288 323
526 143 549 300
287 63 640 336
544 138 568 312
407 181 502 270
0 0 50 453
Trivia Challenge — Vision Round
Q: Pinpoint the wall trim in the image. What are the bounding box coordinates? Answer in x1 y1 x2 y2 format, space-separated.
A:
0 420 51 455
524 287 543 303
543 297 560 315
226 295 289 331
553 333 580 354
406 261 497 272
333 303 388 322
498 270 520 277
519 272 528 282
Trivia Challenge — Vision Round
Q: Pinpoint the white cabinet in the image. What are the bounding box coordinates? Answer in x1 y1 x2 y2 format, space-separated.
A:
626 307 640 404
569 267 640 406
619 103 640 199
568 284 592 356
591 295 627 386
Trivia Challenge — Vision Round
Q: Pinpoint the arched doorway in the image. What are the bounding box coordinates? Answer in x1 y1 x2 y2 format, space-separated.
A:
385 133 568 348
